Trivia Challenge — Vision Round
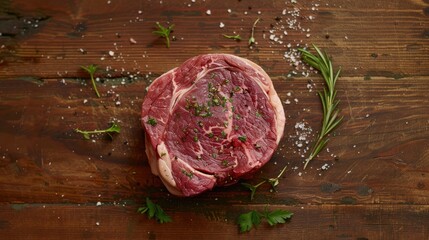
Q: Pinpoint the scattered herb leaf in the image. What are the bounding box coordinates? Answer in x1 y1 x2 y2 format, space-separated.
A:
137 197 172 223
298 45 343 169
75 122 120 140
238 210 261 232
221 159 229 167
147 117 158 126
238 135 247 142
242 166 287 200
263 209 294 226
181 169 194 178
223 34 242 40
267 166 287 189
248 18 260 46
238 208 293 233
241 181 265 201
153 22 174 48
81 64 100 98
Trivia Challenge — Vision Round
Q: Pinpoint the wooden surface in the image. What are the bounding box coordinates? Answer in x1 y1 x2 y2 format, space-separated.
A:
1 0 428 239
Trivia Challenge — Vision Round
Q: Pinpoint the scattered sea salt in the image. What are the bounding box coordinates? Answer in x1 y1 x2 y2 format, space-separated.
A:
129 38 137 44
321 163 329 170
219 22 225 28
206 10 211 15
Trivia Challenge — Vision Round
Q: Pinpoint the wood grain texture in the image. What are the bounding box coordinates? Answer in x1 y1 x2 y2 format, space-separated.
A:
0 0 428 239
0 204 428 240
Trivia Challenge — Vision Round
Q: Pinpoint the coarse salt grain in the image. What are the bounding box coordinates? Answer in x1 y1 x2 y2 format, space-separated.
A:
219 22 225 28
206 10 211 15
321 163 329 170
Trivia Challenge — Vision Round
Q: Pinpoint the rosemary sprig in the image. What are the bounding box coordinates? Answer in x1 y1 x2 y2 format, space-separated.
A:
153 22 174 48
298 45 343 169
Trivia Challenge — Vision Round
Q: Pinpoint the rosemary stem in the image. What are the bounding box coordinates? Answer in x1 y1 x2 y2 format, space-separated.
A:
299 45 342 170
304 134 323 169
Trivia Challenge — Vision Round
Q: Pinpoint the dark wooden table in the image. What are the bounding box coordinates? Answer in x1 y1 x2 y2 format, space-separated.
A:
1 0 428 239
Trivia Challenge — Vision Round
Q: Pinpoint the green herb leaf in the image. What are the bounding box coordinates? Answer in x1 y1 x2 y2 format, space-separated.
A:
264 209 293 226
241 180 265 201
147 117 158 126
137 206 148 214
238 208 293 233
238 210 261 232
154 205 172 223
75 122 120 140
137 197 172 223
241 183 257 200
146 197 156 219
81 64 100 98
153 22 174 48
248 18 260 46
267 166 287 189
223 34 242 40
241 166 287 200
298 45 343 169
238 135 247 142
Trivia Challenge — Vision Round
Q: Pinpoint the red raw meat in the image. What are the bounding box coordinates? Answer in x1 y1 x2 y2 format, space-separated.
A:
142 54 285 196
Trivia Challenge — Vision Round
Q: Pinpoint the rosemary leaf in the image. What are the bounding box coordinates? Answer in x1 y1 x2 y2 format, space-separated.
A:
299 45 342 169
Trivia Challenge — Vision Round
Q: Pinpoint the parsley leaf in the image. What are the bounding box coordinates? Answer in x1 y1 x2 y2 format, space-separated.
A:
238 210 261 232
81 64 100 98
264 209 293 226
237 208 293 233
137 197 172 223
153 22 174 48
241 181 264 200
267 166 287 189
242 166 287 200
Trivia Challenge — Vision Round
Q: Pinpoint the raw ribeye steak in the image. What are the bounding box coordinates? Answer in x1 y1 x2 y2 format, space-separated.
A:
141 54 285 196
